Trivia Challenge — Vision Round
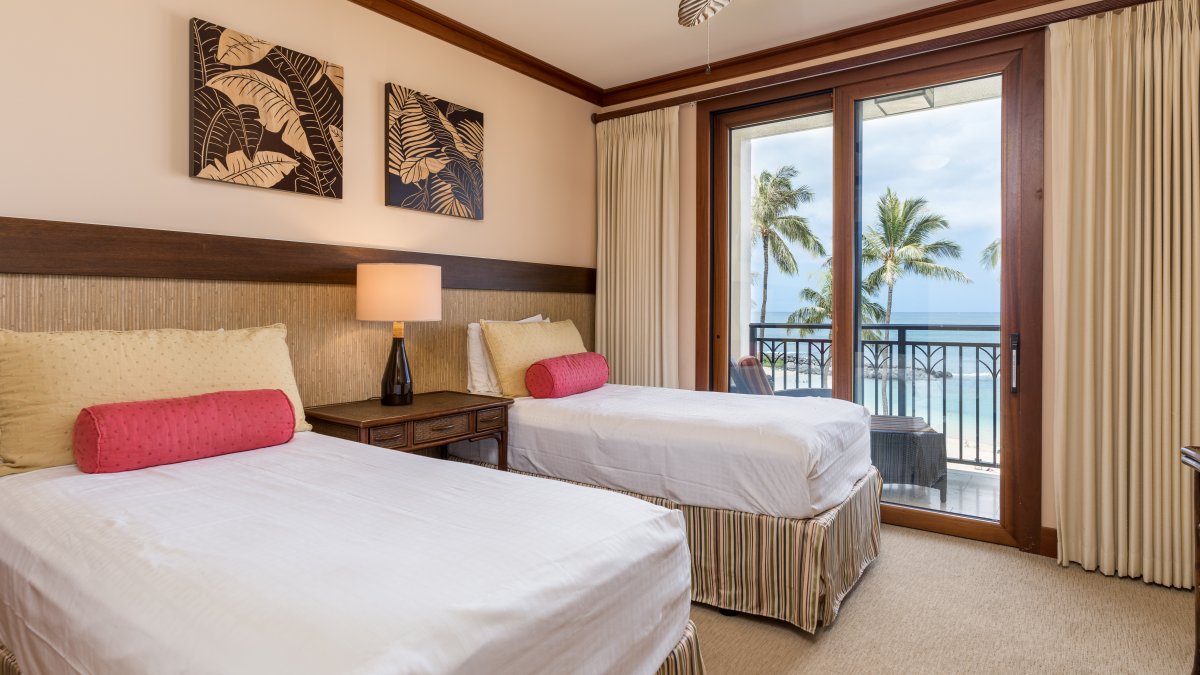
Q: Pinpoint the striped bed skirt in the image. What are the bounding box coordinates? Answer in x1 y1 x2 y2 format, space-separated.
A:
0 622 704 675
657 620 705 675
453 458 883 634
685 468 882 632
0 643 15 675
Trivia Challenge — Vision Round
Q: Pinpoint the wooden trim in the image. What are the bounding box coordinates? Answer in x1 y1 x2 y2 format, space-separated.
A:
695 97 715 390
882 504 1019 547
0 217 596 294
1039 527 1058 558
707 95 834 392
831 87 856 401
603 0 1052 105
346 0 603 104
593 0 1150 122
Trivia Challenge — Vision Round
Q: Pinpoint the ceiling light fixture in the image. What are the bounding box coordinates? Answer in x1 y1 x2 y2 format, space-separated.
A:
678 0 731 27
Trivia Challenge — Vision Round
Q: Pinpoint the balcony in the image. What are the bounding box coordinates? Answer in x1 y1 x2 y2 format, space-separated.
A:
747 322 1001 520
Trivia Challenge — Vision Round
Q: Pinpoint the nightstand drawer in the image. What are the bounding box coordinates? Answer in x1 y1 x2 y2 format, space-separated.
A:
369 423 409 449
414 414 469 443
476 407 505 431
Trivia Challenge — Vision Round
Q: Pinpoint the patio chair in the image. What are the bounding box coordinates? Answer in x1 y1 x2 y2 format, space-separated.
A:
869 415 948 503
729 356 833 398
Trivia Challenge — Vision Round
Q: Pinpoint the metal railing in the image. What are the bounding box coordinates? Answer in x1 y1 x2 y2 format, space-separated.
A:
748 322 1001 468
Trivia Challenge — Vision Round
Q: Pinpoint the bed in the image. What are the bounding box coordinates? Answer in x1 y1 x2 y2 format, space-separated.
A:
0 432 701 675
450 383 883 633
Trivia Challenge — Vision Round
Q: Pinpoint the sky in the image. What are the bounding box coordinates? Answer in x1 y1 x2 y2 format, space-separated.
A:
744 94 1002 321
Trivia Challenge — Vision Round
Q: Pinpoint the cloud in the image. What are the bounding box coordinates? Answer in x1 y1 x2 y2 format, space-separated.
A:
744 97 1003 318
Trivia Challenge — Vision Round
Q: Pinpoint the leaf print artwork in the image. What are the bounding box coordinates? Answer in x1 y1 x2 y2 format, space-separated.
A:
205 69 313 159
385 83 483 219
328 125 343 156
189 18 343 198
197 150 299 186
216 28 274 66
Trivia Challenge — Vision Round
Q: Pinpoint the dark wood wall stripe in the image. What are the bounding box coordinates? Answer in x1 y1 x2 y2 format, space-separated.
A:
0 217 596 294
346 0 603 105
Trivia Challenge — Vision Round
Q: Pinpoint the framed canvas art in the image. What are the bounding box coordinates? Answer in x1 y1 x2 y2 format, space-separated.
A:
190 18 344 198
385 84 483 219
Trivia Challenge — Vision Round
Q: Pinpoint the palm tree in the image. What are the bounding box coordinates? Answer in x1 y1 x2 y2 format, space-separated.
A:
980 238 1001 269
862 188 970 327
750 166 825 323
862 188 970 414
786 268 886 337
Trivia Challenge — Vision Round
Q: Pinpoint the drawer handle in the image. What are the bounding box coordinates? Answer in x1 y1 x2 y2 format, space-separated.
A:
430 422 458 432
374 430 405 441
480 411 500 420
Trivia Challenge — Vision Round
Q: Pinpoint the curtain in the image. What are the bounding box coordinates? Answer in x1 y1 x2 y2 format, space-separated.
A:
1049 0 1200 588
595 107 680 387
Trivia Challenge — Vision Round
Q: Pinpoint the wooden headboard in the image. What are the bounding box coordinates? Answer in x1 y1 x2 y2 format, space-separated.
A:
0 217 596 406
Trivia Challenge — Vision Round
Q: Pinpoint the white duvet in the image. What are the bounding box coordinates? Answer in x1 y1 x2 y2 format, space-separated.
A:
451 384 872 519
0 432 691 675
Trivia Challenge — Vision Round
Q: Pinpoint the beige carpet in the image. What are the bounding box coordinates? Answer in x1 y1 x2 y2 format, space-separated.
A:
693 525 1191 674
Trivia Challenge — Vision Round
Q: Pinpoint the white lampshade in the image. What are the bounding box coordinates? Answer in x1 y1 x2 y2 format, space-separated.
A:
356 264 443 322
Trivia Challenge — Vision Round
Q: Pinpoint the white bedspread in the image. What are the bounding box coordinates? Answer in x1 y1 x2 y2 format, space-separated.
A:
0 432 691 675
451 384 872 519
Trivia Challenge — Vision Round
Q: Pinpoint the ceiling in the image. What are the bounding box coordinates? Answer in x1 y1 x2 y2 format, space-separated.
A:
417 0 956 89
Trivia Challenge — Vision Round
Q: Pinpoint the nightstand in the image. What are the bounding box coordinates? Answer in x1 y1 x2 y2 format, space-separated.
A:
305 391 513 470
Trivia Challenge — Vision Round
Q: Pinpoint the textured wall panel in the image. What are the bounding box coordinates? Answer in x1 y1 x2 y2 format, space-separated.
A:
0 274 594 407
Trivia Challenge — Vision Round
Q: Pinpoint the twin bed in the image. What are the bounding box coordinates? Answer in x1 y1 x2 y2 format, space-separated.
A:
0 433 700 674
452 383 883 633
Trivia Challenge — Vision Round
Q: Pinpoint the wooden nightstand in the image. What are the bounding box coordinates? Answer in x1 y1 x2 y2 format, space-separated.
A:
305 391 513 470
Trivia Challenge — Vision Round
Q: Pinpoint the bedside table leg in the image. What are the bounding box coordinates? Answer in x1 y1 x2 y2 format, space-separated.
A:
498 431 508 471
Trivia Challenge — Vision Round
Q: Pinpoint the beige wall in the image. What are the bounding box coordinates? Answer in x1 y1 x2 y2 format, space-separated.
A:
0 0 597 268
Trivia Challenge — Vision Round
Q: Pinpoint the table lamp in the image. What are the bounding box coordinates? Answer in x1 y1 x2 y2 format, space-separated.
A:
356 263 443 406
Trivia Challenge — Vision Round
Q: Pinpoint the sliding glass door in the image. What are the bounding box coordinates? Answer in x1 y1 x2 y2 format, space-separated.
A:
852 75 1004 521
703 34 1044 548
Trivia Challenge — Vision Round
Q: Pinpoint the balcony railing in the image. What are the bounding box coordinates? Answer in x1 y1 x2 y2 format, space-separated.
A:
748 322 1001 468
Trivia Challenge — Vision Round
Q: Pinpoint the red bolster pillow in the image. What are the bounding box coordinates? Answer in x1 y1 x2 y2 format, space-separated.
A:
525 352 609 399
73 389 296 474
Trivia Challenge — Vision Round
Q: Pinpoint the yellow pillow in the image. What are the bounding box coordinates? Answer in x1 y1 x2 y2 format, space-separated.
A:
0 324 310 476
481 320 587 397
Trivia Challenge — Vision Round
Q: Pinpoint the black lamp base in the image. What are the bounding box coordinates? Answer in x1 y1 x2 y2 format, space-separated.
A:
381 335 413 406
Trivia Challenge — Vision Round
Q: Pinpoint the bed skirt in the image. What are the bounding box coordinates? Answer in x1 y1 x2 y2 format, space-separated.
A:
685 468 882 632
656 620 705 675
0 642 16 675
0 623 703 675
452 458 882 633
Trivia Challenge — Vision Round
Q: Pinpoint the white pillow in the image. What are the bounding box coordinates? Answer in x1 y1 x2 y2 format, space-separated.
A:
466 315 546 395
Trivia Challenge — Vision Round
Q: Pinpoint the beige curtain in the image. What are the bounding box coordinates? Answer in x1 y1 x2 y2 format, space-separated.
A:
1049 0 1200 588
595 107 680 387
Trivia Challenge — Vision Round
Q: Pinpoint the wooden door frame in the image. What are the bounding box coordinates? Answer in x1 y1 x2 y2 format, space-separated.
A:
695 31 1044 551
708 94 835 392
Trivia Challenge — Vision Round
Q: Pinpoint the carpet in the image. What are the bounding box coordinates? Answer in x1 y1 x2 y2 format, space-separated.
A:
693 525 1191 674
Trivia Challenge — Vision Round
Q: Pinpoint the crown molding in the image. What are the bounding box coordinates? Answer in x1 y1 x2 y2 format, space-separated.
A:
599 0 1064 106
593 0 1152 121
346 0 603 104
349 0 1144 110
